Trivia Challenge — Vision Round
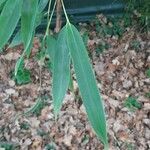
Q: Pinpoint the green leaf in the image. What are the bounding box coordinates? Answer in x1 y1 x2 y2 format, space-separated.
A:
35 0 49 27
0 0 7 12
0 0 7 8
21 0 39 56
124 96 142 111
9 0 46 49
52 26 70 118
0 0 23 51
15 56 24 76
24 98 44 116
10 29 33 58
66 23 108 147
146 68 150 78
46 35 56 63
0 142 17 150
38 0 49 13
13 66 31 85
9 30 22 48
26 35 34 58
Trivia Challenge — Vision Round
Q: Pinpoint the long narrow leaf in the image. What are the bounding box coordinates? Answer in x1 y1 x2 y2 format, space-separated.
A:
9 30 22 48
46 35 56 63
0 0 23 51
10 2 47 49
66 23 108 148
21 0 38 54
0 0 7 8
15 56 24 76
38 0 49 13
52 26 70 118
0 0 7 12
15 0 39 75
35 1 49 27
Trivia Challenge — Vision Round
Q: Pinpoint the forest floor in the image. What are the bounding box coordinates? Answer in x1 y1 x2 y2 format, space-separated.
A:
0 14 150 150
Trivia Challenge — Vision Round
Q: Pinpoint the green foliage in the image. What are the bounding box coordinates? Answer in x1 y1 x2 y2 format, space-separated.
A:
0 0 108 148
52 26 70 118
45 142 56 150
35 47 53 71
0 0 7 12
9 0 48 49
20 122 30 130
124 0 150 31
38 0 49 13
12 60 31 85
145 92 150 98
95 16 125 38
0 142 18 150
124 96 142 111
46 35 56 63
0 0 23 51
45 59 53 71
146 68 150 78
0 0 7 7
24 98 45 116
35 49 46 61
21 0 38 51
46 35 57 71
96 42 110 54
13 68 31 85
82 31 89 46
66 23 108 147
130 40 141 51
9 30 22 48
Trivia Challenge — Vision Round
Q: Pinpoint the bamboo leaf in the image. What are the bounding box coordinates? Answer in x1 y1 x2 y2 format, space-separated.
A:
66 23 108 148
38 0 49 13
15 0 39 75
0 0 7 8
52 26 70 118
9 30 22 48
46 35 56 63
35 0 49 27
21 0 39 56
10 1 47 49
15 56 24 76
0 0 7 12
0 0 23 51
9 29 33 57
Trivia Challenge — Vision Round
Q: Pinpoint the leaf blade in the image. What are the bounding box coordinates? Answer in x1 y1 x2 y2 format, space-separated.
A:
38 0 49 13
66 23 108 147
46 35 56 63
21 0 39 54
0 0 7 8
9 30 22 48
52 26 70 118
0 0 23 50
9 0 47 49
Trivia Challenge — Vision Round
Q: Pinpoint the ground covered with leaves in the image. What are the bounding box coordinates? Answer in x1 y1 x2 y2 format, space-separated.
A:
0 14 150 150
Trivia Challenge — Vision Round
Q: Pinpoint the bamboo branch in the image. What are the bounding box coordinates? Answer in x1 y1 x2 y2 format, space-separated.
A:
55 0 62 33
